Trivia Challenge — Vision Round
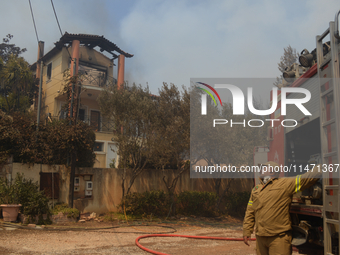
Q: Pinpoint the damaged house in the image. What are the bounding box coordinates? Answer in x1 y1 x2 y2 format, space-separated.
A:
31 33 133 168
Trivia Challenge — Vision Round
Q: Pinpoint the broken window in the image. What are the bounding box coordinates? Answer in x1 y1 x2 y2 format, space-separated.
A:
78 62 107 88
93 142 104 152
47 63 52 81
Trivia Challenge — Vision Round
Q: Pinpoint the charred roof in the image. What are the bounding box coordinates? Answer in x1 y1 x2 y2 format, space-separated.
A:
31 32 133 70
55 32 133 59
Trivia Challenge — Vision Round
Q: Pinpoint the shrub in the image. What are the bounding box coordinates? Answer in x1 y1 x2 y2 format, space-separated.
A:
0 111 96 167
176 191 218 217
224 191 250 218
122 190 171 217
103 211 118 222
15 174 50 218
0 111 19 164
0 173 51 223
52 203 79 219
103 211 139 222
120 190 250 218
0 176 19 204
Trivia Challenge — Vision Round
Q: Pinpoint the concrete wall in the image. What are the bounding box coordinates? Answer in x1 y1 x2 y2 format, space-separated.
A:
11 164 60 184
41 50 65 117
3 163 253 214
10 163 69 205
72 168 252 214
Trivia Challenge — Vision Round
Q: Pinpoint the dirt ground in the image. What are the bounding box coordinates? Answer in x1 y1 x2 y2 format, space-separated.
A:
0 217 300 255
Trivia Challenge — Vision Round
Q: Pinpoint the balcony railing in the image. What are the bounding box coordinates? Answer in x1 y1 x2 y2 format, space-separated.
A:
51 114 115 133
78 66 116 88
80 75 116 88
79 115 115 132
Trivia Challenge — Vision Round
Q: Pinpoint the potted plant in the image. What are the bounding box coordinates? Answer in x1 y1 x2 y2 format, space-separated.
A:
0 177 21 222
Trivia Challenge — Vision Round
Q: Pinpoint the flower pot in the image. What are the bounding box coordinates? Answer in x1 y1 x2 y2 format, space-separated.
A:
1 204 21 222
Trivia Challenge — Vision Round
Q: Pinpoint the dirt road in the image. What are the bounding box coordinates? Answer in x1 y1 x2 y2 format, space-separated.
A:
0 219 299 255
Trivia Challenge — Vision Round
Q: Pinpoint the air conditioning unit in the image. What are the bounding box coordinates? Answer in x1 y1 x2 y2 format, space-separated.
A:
74 186 80 192
85 190 92 196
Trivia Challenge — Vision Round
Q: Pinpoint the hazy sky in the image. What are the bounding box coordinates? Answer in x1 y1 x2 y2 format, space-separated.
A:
1 0 339 96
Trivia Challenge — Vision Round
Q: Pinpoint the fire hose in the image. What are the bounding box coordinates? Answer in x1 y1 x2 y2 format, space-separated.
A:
135 234 256 255
2 222 256 255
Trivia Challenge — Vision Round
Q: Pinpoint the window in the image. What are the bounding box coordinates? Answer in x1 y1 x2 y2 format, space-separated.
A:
59 105 67 120
94 142 104 152
47 63 52 81
90 110 101 131
79 109 85 121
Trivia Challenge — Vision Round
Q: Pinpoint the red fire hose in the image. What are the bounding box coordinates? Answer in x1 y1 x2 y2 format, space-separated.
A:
135 234 256 255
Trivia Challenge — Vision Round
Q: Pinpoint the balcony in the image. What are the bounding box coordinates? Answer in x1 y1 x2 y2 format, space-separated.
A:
53 113 115 133
79 114 115 133
78 64 116 89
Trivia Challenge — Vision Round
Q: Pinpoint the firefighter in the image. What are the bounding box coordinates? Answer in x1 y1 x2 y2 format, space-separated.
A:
243 161 321 255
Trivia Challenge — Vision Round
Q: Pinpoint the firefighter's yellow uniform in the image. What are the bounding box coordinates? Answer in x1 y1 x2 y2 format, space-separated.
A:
243 163 321 255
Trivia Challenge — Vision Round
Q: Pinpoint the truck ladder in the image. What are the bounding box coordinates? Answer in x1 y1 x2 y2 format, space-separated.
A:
317 12 340 255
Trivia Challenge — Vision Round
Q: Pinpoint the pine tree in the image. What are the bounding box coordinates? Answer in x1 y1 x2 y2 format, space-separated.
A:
274 45 299 87
0 34 27 63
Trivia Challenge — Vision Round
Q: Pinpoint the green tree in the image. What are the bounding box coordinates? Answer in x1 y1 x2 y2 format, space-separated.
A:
0 35 37 113
0 34 27 63
190 87 268 212
274 45 299 87
47 120 96 167
151 83 190 214
0 110 19 165
0 110 96 167
99 83 156 204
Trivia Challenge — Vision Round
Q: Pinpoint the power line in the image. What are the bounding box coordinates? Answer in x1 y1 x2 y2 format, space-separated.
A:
50 0 63 37
28 0 39 43
50 0 72 60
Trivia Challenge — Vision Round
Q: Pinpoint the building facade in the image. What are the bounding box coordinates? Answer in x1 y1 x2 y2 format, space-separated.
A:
31 33 133 168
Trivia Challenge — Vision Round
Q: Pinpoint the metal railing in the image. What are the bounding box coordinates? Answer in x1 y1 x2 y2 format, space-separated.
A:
50 114 116 133
79 115 116 132
79 72 116 89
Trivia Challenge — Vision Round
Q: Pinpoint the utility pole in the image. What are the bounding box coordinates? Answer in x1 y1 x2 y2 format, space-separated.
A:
35 41 44 132
69 58 76 124
36 61 43 132
68 58 77 208
68 40 80 209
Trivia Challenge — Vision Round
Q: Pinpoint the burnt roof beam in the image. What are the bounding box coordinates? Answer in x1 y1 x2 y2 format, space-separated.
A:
55 32 133 58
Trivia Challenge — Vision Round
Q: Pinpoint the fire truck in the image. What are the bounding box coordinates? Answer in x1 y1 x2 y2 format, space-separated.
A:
254 10 340 255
